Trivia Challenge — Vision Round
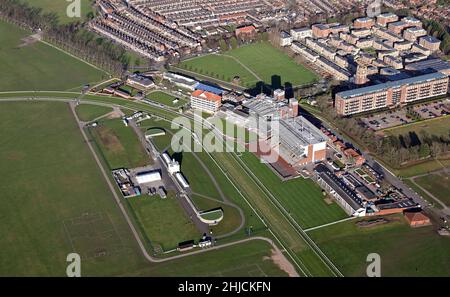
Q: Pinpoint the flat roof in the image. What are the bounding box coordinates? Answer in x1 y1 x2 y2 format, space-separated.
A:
402 16 421 23
389 21 407 27
378 12 397 18
280 31 291 38
405 58 450 72
315 164 364 211
355 17 373 22
420 35 441 43
312 24 329 30
291 27 311 32
337 72 448 99
405 27 426 33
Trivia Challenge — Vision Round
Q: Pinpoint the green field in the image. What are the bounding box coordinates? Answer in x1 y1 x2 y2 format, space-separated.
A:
239 152 347 229
191 195 242 237
0 101 148 275
131 239 289 277
309 215 450 276
178 41 318 88
385 115 450 138
90 118 150 169
228 42 318 87
404 179 443 209
0 92 341 275
0 100 288 276
0 20 105 91
390 157 450 177
179 55 259 86
383 115 450 177
126 192 201 251
146 91 186 108
21 0 94 24
414 172 450 207
75 104 112 122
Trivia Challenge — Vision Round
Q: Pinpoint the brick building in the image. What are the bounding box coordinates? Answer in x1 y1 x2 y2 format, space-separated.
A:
335 72 449 116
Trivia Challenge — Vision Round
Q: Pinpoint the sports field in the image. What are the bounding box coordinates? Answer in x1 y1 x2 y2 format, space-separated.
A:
21 0 94 24
89 118 150 169
0 100 289 276
309 214 450 276
75 104 112 122
239 152 347 229
414 172 450 207
127 192 200 251
178 41 318 88
0 20 105 91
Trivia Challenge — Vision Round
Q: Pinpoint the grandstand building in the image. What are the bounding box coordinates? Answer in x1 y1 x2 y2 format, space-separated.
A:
274 116 327 166
335 72 449 116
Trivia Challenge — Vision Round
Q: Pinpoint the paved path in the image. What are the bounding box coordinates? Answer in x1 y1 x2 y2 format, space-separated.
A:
159 127 247 238
304 217 357 233
128 120 210 234
214 53 262 82
408 174 450 215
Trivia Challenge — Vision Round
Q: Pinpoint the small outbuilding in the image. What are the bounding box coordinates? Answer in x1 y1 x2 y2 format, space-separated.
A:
136 170 161 184
404 211 431 228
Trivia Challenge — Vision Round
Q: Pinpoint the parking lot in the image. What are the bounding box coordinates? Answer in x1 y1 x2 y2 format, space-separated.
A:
361 110 412 130
361 99 450 130
412 100 450 120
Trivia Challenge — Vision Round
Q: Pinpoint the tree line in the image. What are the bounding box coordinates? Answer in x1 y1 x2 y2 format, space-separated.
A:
316 96 450 168
0 0 140 75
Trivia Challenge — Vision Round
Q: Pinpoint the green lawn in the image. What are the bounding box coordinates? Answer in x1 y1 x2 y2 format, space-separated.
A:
385 115 450 138
126 192 201 251
0 100 288 276
239 152 347 229
179 54 259 86
414 172 450 207
404 179 444 209
383 116 450 177
227 42 318 87
191 195 242 237
146 91 186 108
21 0 94 24
0 93 338 275
391 157 450 178
177 41 318 88
0 101 150 276
309 214 450 276
128 239 289 277
89 118 150 169
0 20 105 91
75 104 112 122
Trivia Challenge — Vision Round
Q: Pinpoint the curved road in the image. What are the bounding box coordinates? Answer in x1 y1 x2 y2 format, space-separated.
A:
161 128 247 239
